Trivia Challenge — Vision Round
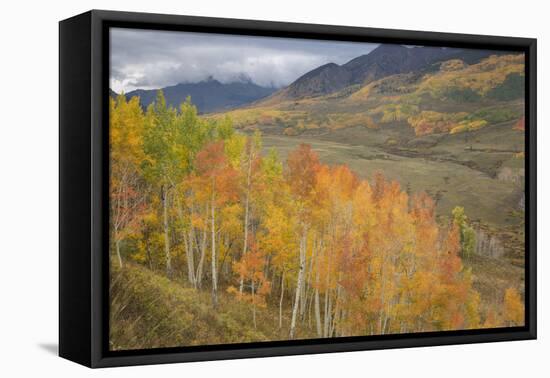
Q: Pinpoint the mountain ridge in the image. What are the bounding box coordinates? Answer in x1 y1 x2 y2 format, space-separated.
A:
113 45 510 117
277 45 504 100
116 78 276 114
208 53 525 139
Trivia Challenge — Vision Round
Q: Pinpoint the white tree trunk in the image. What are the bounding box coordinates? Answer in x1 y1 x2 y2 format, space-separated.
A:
211 195 218 307
195 204 208 289
279 271 285 329
300 269 307 319
187 228 196 287
115 238 123 268
162 186 172 278
330 285 341 337
314 288 322 337
289 230 306 339
300 241 315 321
181 230 195 287
324 288 331 337
239 146 253 295
239 192 249 294
196 229 207 288
176 197 195 286
251 280 256 329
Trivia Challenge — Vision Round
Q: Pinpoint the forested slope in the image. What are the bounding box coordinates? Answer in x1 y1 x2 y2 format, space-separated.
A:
109 91 524 350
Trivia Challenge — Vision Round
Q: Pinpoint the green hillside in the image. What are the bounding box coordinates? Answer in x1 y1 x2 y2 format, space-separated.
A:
110 263 315 351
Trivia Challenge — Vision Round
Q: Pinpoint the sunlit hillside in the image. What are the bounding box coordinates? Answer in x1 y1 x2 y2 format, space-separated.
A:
209 54 524 137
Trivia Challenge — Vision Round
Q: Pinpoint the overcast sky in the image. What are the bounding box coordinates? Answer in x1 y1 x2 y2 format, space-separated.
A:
110 28 378 93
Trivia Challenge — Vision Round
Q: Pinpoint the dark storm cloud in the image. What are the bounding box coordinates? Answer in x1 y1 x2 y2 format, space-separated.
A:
110 28 378 92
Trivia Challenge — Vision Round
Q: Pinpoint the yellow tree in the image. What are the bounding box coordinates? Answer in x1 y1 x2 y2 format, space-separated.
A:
367 173 414 334
224 131 264 294
312 164 359 337
504 287 524 326
255 148 295 329
142 91 188 277
195 141 239 307
286 144 320 339
110 94 146 267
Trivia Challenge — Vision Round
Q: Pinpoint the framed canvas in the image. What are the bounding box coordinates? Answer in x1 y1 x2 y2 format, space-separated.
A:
59 10 537 368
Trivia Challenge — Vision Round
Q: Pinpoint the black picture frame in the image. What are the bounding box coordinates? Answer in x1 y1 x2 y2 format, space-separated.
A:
59 9 537 368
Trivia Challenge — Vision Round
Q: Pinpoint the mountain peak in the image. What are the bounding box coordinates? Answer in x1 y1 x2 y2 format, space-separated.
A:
285 62 350 99
200 76 221 85
280 45 460 100
371 43 408 54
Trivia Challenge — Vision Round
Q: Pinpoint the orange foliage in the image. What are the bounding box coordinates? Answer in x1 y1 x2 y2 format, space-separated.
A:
110 93 493 338
504 287 524 326
514 116 525 131
195 141 239 205
286 143 321 201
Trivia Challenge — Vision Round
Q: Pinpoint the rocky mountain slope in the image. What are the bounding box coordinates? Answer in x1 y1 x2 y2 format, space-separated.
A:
275 45 502 100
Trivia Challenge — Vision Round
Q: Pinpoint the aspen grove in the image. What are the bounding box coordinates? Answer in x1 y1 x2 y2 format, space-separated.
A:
110 91 523 344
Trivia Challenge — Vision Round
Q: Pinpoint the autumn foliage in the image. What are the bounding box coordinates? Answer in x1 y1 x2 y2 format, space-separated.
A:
110 91 524 343
514 116 525 131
